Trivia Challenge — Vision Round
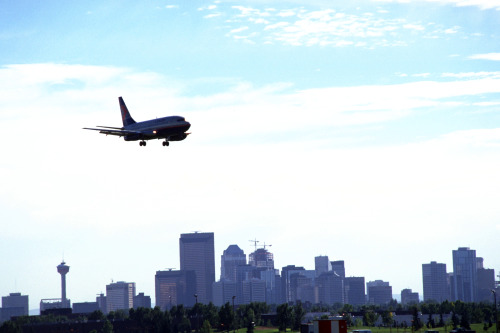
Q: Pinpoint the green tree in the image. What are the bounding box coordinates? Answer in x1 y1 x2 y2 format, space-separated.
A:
246 308 256 333
203 302 219 328
201 319 211 333
363 311 379 327
381 310 394 327
190 302 204 332
89 310 106 321
451 311 460 329
342 313 353 327
178 317 191 333
410 305 423 331
218 302 234 332
277 303 292 332
460 307 471 329
426 313 435 328
341 304 354 314
102 319 114 333
0 321 20 333
293 303 306 331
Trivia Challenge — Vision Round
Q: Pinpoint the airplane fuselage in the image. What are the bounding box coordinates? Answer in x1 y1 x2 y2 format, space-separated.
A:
123 116 191 141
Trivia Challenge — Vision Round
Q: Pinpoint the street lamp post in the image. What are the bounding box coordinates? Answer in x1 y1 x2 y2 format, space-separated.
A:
492 290 498 333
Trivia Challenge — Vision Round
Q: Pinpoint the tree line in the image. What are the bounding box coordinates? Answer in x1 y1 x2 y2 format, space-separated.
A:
0 302 278 333
0 300 497 333
337 300 497 331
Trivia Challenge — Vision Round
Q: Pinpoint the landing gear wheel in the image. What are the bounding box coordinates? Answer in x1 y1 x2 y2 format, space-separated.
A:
140 141 146 146
163 141 170 146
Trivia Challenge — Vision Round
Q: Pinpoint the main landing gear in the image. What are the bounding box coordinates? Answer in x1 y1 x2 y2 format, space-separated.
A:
138 140 169 147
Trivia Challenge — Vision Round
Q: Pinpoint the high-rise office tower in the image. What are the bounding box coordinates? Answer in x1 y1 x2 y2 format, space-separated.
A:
106 281 135 313
281 265 305 303
212 280 237 306
2 293 29 315
242 279 266 304
57 261 70 308
179 232 215 304
452 247 477 302
155 270 196 309
422 261 449 302
260 269 281 305
315 256 329 277
345 277 365 306
317 271 344 305
235 264 255 303
1 293 29 322
367 280 392 305
221 245 246 281
331 261 345 279
477 268 495 302
290 271 315 303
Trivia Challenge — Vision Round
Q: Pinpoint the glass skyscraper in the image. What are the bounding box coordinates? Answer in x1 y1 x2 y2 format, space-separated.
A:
452 247 477 302
179 232 215 304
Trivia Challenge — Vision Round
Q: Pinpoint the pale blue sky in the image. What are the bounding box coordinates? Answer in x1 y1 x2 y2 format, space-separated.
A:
1 0 500 309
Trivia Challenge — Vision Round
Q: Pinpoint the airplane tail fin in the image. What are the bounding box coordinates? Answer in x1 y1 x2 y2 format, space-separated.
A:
119 97 136 127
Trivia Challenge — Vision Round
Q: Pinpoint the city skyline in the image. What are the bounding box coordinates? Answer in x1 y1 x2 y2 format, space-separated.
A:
1 0 500 313
1 240 497 311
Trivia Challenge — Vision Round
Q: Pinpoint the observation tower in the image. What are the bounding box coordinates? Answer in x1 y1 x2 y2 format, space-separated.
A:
57 261 70 306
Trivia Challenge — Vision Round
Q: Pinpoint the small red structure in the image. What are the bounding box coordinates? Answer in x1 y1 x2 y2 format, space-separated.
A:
314 319 348 333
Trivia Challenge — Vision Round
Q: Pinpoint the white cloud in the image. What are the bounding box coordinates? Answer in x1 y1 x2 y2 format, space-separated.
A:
403 24 425 31
444 26 460 34
221 6 446 48
229 26 249 34
205 13 222 19
277 9 297 17
469 53 500 61
442 71 500 78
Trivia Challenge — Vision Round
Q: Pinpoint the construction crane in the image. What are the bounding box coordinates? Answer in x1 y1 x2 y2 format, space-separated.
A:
249 238 260 252
262 242 272 250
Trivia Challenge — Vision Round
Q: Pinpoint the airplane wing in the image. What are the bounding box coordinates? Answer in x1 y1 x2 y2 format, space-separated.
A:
83 127 141 137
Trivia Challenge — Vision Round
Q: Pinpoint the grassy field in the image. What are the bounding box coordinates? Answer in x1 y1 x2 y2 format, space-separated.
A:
246 323 492 333
346 323 488 333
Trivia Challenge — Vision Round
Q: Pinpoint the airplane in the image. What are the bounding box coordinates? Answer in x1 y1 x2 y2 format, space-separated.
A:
84 97 191 146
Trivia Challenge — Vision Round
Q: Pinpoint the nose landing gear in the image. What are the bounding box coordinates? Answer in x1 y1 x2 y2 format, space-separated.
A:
162 141 170 147
139 141 147 146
